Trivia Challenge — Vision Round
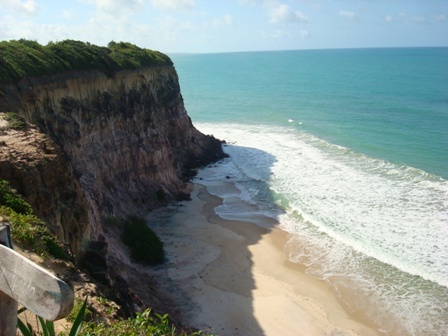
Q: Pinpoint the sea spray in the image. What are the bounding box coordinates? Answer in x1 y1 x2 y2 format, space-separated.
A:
195 122 448 336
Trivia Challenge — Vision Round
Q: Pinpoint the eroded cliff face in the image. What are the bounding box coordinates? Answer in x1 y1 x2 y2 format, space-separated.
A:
0 116 90 256
0 65 225 260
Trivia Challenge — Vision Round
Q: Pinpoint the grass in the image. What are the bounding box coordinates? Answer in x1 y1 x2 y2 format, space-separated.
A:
77 308 208 336
0 179 32 214
0 179 69 259
2 112 27 131
0 39 173 85
4 186 206 335
18 297 89 336
67 298 92 323
19 297 214 336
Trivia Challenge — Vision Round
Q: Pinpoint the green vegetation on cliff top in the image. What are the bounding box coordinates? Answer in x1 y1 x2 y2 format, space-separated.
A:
0 39 173 85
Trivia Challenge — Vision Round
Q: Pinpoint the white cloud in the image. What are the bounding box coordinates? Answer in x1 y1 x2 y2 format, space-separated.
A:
79 0 149 25
0 16 73 44
0 0 37 15
151 0 195 11
204 15 234 28
0 1 198 52
80 0 144 20
312 4 321 11
399 12 426 25
224 15 234 25
157 15 196 38
62 10 76 20
269 29 289 39
385 15 393 23
84 0 143 11
435 14 446 22
267 3 308 24
339 10 356 20
299 29 309 38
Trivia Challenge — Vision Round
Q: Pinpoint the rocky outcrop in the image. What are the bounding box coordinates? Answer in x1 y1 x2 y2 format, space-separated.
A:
0 64 226 262
0 116 89 256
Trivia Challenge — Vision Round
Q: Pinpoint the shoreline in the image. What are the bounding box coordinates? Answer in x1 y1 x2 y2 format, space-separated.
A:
147 183 381 335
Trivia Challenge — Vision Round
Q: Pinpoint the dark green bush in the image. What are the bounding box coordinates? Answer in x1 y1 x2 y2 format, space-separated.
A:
44 236 70 260
0 39 173 85
78 308 207 336
0 179 69 260
0 39 59 84
0 179 32 214
3 112 27 130
155 189 166 202
120 215 164 265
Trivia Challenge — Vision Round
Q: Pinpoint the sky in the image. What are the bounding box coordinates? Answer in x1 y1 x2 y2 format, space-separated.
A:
0 0 447 53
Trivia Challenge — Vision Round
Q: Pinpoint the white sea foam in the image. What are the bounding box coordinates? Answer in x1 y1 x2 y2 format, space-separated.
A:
195 122 448 335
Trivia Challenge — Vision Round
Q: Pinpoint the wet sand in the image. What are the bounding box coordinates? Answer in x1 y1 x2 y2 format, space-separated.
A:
147 183 381 336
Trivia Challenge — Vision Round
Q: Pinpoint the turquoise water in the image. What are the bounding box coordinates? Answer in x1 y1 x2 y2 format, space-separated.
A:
170 48 448 335
173 48 448 179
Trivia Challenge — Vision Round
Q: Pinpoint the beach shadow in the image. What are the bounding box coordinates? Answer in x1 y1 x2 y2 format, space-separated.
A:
148 145 285 335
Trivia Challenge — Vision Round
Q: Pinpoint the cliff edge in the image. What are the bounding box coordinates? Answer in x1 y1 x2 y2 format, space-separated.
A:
0 40 226 316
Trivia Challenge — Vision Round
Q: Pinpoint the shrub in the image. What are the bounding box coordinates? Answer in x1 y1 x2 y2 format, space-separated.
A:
67 297 92 323
120 215 164 265
0 179 69 260
44 235 70 260
3 112 27 131
3 208 69 260
0 179 32 214
0 39 173 85
19 298 212 336
78 309 206 336
18 297 88 336
5 210 41 247
155 188 166 202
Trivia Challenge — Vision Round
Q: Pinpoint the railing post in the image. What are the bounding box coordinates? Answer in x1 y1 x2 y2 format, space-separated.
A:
0 291 18 336
0 223 18 336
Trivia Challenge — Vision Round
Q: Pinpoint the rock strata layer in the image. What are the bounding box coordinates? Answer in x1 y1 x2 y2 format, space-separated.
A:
0 64 226 313
0 117 89 255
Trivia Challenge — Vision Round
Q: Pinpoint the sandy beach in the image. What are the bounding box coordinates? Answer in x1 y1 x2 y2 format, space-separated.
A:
147 183 381 336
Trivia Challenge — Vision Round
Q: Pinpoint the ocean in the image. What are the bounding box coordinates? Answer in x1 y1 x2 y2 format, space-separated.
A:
170 48 448 336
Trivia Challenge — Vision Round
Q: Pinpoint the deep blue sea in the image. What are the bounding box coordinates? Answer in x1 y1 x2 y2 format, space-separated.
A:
170 48 448 336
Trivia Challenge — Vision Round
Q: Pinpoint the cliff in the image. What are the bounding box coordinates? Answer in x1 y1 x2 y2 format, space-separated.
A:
0 115 89 255
0 41 226 314
1 66 224 246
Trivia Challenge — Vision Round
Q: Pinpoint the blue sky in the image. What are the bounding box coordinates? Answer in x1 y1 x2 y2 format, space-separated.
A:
1 0 447 53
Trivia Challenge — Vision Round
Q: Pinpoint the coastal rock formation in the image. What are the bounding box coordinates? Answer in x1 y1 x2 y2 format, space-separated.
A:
0 60 225 286
0 115 89 256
